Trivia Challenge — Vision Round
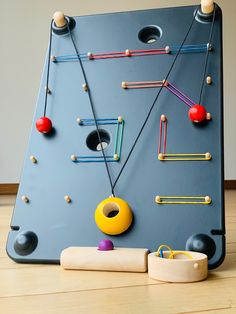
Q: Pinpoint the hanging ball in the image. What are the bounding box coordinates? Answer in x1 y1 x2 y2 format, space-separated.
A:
36 117 52 133
188 105 207 123
98 239 114 251
95 197 133 235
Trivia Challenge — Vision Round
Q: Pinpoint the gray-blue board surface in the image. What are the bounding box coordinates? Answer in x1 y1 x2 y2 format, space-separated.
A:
7 4 225 269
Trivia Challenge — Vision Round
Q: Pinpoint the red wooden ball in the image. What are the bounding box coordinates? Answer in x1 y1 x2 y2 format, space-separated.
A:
36 117 52 133
188 105 207 123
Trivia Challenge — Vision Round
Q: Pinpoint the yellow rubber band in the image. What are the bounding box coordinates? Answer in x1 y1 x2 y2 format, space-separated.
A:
155 244 173 257
158 153 212 161
155 196 212 205
168 251 193 259
158 116 212 161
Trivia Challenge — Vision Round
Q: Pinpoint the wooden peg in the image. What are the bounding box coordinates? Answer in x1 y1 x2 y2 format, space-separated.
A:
121 82 127 89
206 112 212 121
162 79 169 87
161 114 166 122
113 154 119 161
21 195 29 203
76 117 82 125
45 86 51 94
82 83 88 92
87 52 93 60
53 11 67 28
206 76 212 85
158 153 164 160
118 116 123 123
165 46 170 54
64 195 71 203
51 55 56 62
30 155 37 164
201 0 214 14
125 49 131 57
70 154 77 161
205 196 211 203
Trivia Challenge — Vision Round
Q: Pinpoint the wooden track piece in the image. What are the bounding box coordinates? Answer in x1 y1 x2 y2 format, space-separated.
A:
60 247 149 272
148 251 208 282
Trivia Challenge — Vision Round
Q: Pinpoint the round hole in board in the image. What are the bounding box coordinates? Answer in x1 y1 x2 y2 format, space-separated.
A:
138 25 162 44
86 129 111 152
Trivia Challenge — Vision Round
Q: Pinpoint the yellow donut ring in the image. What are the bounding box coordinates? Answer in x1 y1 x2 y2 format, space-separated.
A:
95 197 133 235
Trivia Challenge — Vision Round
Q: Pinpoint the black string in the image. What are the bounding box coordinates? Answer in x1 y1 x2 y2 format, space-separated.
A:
112 6 200 190
67 23 115 196
44 20 53 117
198 4 216 104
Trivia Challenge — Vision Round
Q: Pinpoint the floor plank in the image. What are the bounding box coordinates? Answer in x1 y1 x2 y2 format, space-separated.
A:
0 277 236 314
0 190 235 314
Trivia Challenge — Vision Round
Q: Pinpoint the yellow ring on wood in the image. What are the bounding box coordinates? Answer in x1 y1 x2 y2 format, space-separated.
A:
95 197 133 235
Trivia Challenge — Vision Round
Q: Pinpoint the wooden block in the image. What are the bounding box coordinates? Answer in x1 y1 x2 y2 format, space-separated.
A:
201 0 214 14
60 247 149 272
148 251 208 282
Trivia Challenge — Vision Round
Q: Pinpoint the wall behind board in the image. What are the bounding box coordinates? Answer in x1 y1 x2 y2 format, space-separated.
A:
1 0 235 182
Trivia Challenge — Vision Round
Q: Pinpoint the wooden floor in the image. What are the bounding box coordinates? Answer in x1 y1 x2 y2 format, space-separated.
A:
0 192 235 314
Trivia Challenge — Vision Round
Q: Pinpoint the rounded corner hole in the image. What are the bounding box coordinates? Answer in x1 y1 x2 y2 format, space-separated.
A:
138 25 162 44
86 129 110 152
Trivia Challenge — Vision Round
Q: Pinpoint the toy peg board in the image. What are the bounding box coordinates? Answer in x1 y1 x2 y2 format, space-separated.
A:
7 4 225 269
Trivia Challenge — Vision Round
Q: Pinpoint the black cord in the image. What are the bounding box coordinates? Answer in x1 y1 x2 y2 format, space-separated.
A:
198 4 216 104
67 23 115 196
111 6 200 190
44 20 53 117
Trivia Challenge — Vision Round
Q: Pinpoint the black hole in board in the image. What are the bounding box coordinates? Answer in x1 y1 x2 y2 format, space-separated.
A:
86 129 110 151
138 26 162 44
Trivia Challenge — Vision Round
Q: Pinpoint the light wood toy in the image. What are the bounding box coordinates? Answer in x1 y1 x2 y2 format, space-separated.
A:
201 0 214 14
61 246 149 272
53 11 67 28
148 245 208 283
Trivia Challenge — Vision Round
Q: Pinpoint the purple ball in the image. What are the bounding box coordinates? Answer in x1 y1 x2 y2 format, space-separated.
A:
98 239 114 251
